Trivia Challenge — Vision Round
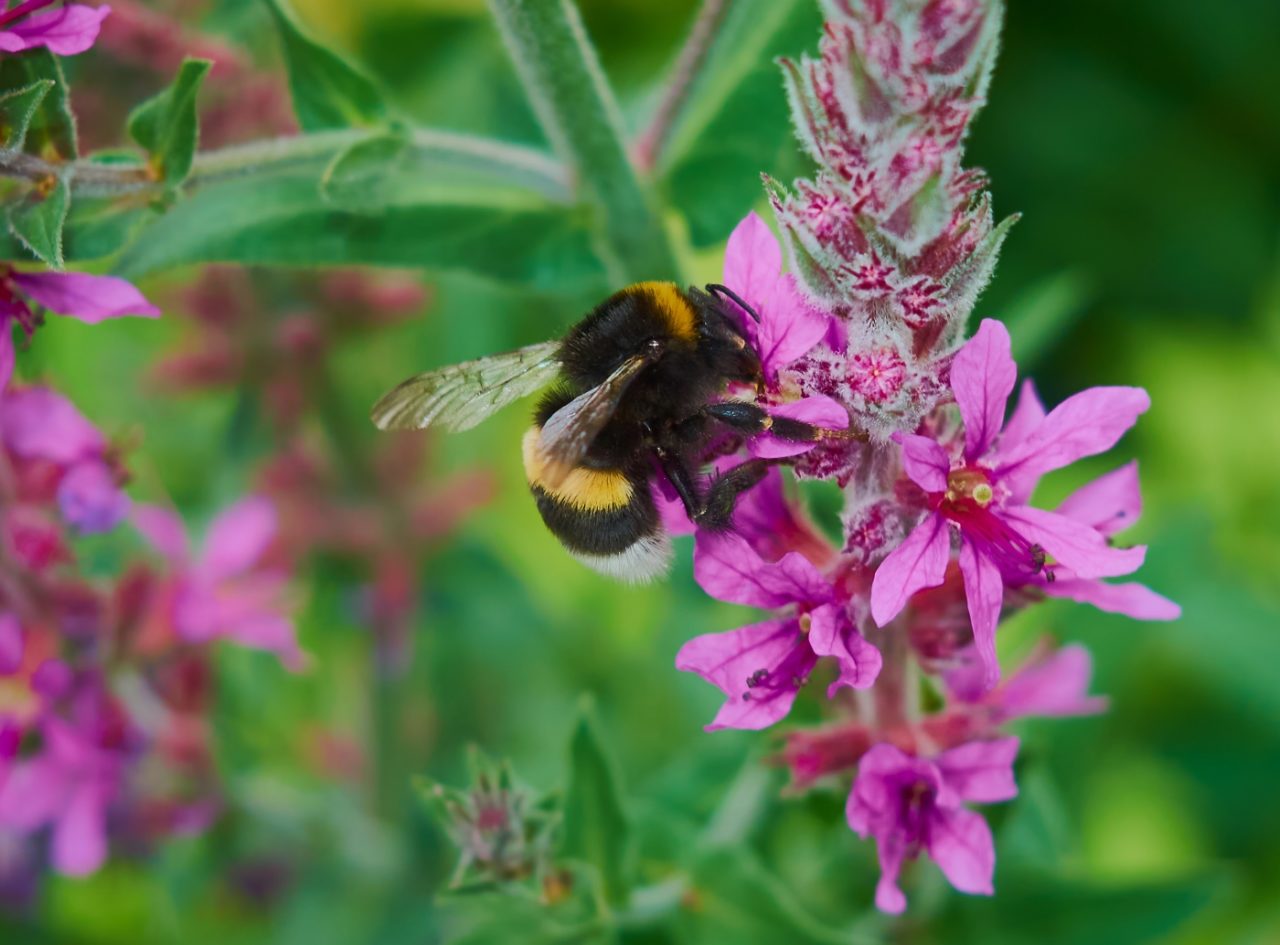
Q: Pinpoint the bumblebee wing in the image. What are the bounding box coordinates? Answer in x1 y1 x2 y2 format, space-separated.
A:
535 352 653 488
371 340 562 432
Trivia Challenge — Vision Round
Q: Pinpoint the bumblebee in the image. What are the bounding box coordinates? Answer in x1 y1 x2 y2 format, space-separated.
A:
371 282 854 582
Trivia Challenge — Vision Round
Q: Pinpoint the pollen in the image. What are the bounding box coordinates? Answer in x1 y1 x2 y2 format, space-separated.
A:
971 483 994 506
945 467 995 509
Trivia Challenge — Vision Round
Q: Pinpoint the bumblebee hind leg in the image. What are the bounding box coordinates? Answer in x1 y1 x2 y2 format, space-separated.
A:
703 401 864 447
655 449 771 532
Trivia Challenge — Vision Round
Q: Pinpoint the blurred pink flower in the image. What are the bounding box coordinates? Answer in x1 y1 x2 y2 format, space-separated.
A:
677 532 879 730
0 1 110 56
1 267 159 390
846 738 1019 914
133 497 302 668
0 714 124 877
945 641 1108 722
1 386 130 533
871 319 1159 686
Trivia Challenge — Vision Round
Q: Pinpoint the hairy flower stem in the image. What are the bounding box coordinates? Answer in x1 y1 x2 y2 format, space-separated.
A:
486 0 679 284
0 127 572 202
632 0 732 172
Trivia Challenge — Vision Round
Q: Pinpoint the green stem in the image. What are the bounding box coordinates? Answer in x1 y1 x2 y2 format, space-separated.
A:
633 0 733 171
0 127 572 202
487 0 679 283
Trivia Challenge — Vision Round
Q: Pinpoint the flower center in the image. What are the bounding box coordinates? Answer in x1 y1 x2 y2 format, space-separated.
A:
944 467 994 510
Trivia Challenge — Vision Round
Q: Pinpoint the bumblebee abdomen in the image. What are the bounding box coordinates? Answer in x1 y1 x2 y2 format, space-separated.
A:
521 427 671 582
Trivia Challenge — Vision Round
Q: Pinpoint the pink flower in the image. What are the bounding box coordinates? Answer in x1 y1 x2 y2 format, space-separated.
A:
0 386 130 533
945 641 1108 721
0 1 109 56
846 738 1019 914
871 319 1164 686
676 532 880 730
0 714 124 877
133 497 302 667
1 268 159 390
721 212 832 383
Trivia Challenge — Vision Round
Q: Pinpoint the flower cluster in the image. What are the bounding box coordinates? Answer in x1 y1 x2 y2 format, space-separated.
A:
674 0 1179 915
1 263 303 890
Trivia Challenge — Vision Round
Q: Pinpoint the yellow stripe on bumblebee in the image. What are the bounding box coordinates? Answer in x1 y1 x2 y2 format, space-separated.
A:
521 427 634 511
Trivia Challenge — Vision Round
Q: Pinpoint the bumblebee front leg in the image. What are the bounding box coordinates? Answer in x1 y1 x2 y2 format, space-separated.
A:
653 447 771 532
703 401 863 447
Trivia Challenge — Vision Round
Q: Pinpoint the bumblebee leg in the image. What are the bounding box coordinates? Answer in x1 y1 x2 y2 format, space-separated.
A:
703 401 864 447
652 445 703 522
698 458 771 531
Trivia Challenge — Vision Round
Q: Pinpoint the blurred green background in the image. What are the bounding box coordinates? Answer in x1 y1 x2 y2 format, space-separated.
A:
8 0 1280 942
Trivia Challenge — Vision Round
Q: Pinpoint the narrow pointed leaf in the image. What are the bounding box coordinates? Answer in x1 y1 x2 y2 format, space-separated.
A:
8 174 70 267
112 169 605 290
265 0 387 131
0 50 76 158
0 79 52 151
127 58 212 185
561 699 630 904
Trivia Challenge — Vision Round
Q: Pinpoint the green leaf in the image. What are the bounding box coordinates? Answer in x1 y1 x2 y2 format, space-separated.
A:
0 80 52 151
126 58 212 185
319 130 410 210
561 698 631 905
676 847 856 945
1004 271 1092 367
0 50 77 159
112 169 606 290
946 871 1226 945
265 0 387 132
660 0 821 247
8 174 69 267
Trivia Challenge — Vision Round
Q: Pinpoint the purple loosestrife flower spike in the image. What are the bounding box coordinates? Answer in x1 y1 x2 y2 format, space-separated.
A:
870 319 1162 687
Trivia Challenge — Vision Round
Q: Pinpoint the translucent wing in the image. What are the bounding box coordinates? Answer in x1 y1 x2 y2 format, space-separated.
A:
371 340 561 432
534 352 654 488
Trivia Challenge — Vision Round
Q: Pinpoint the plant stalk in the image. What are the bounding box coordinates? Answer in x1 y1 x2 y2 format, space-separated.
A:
486 0 679 283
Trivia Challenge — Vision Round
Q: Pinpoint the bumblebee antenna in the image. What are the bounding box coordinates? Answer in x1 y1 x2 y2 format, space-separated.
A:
705 283 761 323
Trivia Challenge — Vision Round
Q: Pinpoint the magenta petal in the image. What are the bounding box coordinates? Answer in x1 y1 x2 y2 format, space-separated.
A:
936 738 1019 803
749 395 849 459
675 617 809 731
723 212 782 319
1043 578 1181 621
809 603 882 695
132 504 190 562
13 271 160 323
1 387 104 461
997 644 1108 720
5 4 110 56
926 806 995 896
999 379 1045 456
997 386 1150 484
894 432 950 492
0 756 67 831
694 531 829 608
958 538 1003 688
756 275 832 376
0 612 22 675
872 835 909 914
200 496 276 580
1056 461 1142 537
951 319 1017 461
51 783 108 876
1002 505 1145 579
871 512 950 626
0 319 13 390
57 459 130 534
